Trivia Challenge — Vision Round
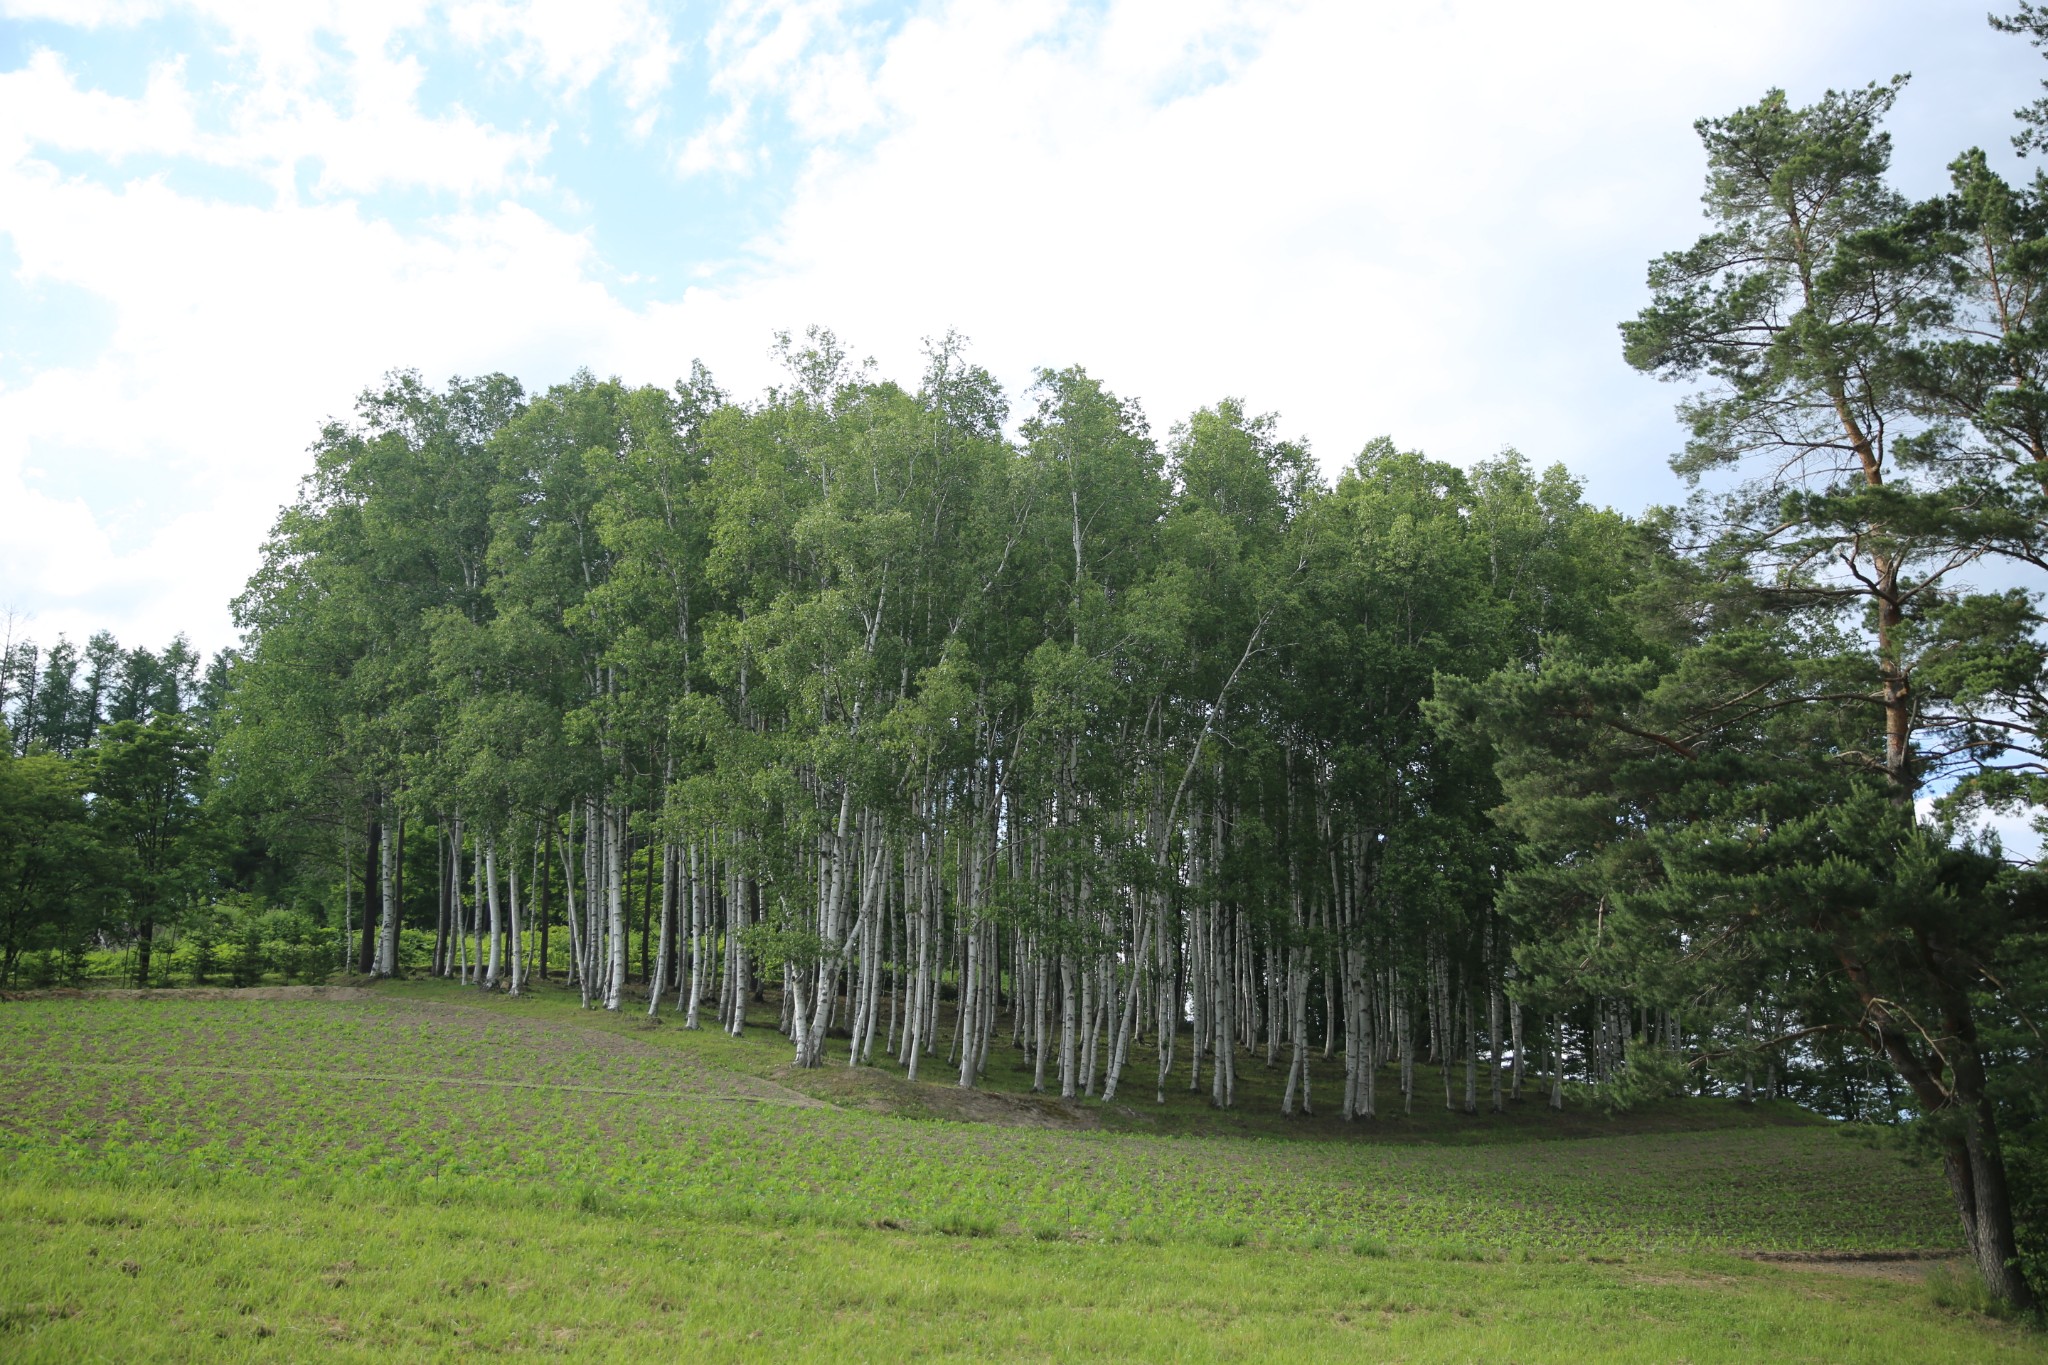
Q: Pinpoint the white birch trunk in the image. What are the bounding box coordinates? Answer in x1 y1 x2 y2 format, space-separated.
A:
648 842 674 1018
728 866 750 1038
450 817 467 985
1078 955 1099 1098
787 960 812 1058
683 841 705 1027
1030 940 1050 1093
559 828 587 1008
1057 952 1078 1099
957 912 982 1089
604 802 627 1011
505 834 524 997
1283 946 1312 1116
484 836 502 991
375 816 398 977
1099 913 1150 1103
904 886 928 1079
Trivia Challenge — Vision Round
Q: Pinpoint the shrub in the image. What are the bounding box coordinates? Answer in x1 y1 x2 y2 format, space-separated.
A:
228 924 266 987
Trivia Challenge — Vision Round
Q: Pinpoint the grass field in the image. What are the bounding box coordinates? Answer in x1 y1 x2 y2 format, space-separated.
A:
0 980 2040 1361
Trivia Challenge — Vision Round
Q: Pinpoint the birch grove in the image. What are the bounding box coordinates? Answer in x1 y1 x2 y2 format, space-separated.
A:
220 334 1674 1119
211 319 2022 1223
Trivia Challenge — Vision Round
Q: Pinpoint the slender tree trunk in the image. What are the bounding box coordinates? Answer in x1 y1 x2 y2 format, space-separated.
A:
958 912 983 1089
727 869 751 1038
684 841 706 1028
483 835 502 991
340 828 355 974
357 814 380 976
434 819 451 977
452 820 469 984
506 832 524 996
377 814 403 977
604 802 627 1011
559 828 586 1008
1400 993 1415 1115
1549 1016 1565 1112
538 828 552 982
1463 989 1478 1116
1100 914 1150 1103
1510 997 1524 1102
1489 981 1505 1113
1283 946 1311 1116
648 843 675 1018
374 814 397 977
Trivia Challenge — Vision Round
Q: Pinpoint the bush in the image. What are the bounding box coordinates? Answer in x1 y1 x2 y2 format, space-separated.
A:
272 938 331 985
1570 1039 1691 1116
188 929 218 985
228 924 266 987
25 948 61 989
169 910 223 985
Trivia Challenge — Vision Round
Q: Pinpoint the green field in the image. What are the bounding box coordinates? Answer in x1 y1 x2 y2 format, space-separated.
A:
0 983 2039 1361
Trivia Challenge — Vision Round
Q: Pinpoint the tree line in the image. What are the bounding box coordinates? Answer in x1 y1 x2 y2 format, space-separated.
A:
7 13 2048 1307
1 631 228 987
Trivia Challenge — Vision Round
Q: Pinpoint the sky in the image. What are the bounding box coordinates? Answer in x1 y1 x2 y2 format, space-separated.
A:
0 0 2041 665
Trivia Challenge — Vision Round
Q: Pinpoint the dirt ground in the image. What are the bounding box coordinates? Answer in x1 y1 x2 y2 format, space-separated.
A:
1740 1250 1968 1283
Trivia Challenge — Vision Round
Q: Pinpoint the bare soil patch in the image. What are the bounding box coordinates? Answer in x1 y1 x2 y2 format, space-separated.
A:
1741 1250 1967 1283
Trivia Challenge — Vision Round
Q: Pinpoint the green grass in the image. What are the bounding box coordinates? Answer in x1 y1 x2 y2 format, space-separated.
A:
0 985 1957 1252
0 980 2037 1360
1 1178 2037 1363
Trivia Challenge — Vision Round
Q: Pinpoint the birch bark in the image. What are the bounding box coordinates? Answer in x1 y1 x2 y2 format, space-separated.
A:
375 815 399 977
483 835 502 991
505 833 524 997
604 802 627 1011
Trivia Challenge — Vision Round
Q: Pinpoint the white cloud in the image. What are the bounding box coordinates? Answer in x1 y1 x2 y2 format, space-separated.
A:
0 0 2038 670
631 0 1795 457
0 50 201 163
0 34 543 200
0 1 675 653
0 0 165 23
1 0 687 202
448 0 682 110
677 103 763 177
673 0 891 172
0 165 620 653
636 0 2019 497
